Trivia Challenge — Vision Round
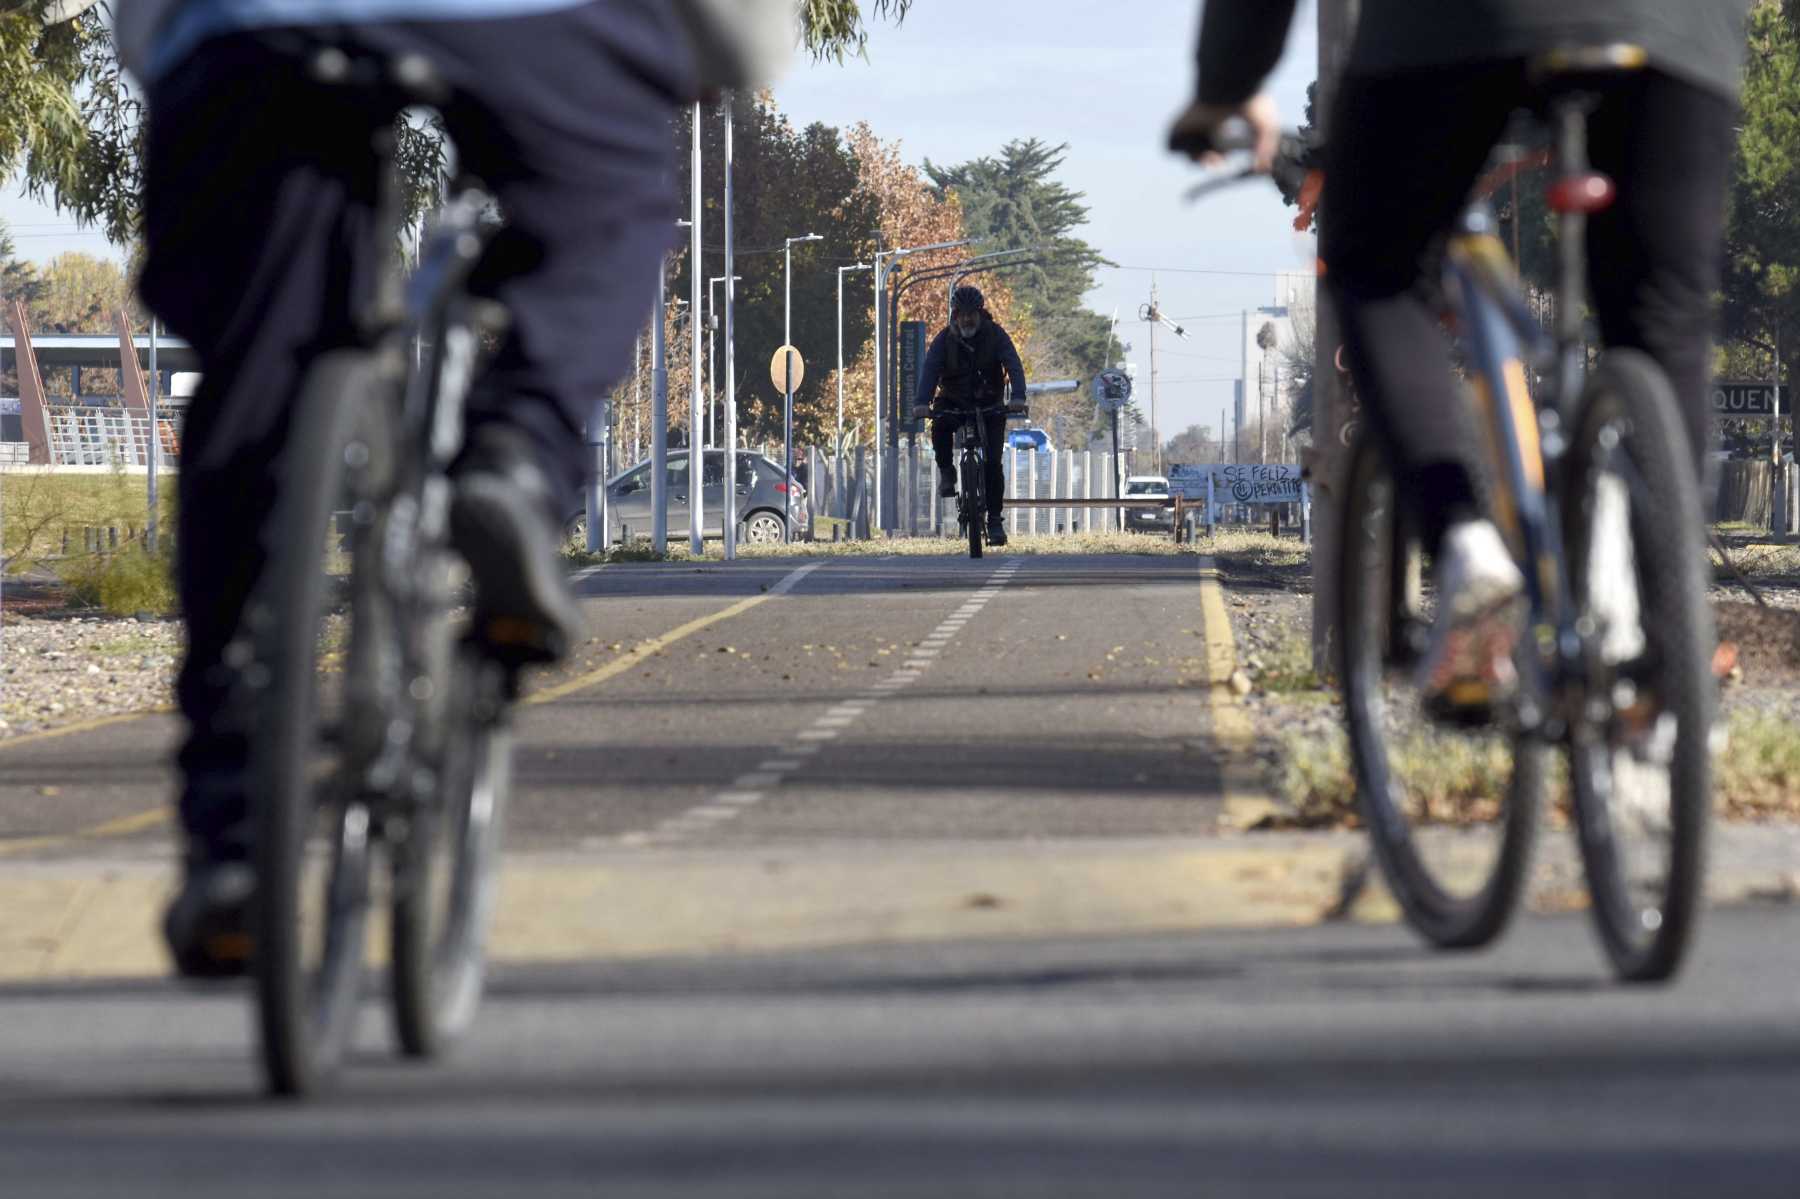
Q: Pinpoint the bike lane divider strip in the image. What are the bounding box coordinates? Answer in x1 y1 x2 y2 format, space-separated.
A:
621 558 1024 848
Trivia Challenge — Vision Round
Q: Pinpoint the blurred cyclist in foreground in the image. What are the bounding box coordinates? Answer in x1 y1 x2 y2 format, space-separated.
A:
1168 1 1751 705
116 0 793 977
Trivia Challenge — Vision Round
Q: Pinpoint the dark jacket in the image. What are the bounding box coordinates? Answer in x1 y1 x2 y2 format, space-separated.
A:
1196 1 1752 106
915 317 1028 410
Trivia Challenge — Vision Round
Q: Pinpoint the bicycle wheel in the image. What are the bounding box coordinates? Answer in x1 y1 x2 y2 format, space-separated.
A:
249 351 396 1095
391 645 512 1057
1338 433 1541 948
963 453 983 559
1562 350 1714 983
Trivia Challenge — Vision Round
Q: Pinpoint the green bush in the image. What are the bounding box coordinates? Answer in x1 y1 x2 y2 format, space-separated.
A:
57 546 178 616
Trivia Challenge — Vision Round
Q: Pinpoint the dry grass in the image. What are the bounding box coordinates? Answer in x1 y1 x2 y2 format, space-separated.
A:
1273 709 1796 827
3 468 176 573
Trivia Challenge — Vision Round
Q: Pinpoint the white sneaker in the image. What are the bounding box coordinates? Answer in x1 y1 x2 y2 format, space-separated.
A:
1414 519 1526 714
1586 473 1646 664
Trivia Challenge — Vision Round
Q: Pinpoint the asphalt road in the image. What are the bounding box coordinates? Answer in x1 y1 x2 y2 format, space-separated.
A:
3 910 1799 1197
3 552 1799 1194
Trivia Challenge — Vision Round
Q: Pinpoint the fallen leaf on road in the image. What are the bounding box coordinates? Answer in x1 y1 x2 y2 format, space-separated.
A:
963 892 1004 910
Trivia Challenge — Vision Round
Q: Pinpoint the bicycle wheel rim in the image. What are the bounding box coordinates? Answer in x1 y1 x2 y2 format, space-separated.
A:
251 352 388 1096
391 649 511 1056
1338 435 1540 948
1564 351 1714 983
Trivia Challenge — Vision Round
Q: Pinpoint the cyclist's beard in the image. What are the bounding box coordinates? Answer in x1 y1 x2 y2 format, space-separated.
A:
956 318 979 339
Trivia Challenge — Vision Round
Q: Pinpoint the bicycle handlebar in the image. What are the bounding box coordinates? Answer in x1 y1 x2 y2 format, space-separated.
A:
1181 130 1316 205
917 401 1029 419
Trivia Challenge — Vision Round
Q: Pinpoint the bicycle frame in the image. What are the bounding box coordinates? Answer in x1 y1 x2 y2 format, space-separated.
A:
1438 92 1608 736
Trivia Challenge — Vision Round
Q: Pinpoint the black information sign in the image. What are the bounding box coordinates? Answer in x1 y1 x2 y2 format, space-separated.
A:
1711 382 1784 417
896 320 929 435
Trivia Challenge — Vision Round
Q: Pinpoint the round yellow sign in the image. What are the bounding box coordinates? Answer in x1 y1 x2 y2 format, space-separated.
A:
770 345 805 394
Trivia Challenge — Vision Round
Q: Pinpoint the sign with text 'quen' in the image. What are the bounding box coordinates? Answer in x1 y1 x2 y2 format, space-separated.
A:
1711 382 1783 417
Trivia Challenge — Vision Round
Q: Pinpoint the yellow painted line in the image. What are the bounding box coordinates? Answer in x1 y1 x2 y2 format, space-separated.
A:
1195 556 1261 807
525 561 822 706
0 807 172 859
0 708 173 752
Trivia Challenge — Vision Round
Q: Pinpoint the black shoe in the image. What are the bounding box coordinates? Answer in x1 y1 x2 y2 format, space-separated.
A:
986 517 1008 546
164 855 256 980
451 429 588 665
938 474 958 498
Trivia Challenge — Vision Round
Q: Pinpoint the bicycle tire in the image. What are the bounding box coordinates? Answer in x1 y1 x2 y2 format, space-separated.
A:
250 351 391 1096
1562 350 1714 983
963 452 983 559
1338 432 1541 948
390 647 512 1057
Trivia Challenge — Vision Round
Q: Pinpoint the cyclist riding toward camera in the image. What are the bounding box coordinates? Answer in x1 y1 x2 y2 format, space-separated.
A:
1168 0 1751 712
915 285 1028 547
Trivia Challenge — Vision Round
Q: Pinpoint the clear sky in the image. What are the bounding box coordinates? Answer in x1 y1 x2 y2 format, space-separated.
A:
1 0 1322 438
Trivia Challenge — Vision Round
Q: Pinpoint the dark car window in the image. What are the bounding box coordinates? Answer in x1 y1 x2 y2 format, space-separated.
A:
702 451 726 486
737 454 758 488
615 464 650 494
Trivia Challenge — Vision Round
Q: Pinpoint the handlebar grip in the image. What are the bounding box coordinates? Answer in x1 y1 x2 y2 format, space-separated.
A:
1004 403 1029 417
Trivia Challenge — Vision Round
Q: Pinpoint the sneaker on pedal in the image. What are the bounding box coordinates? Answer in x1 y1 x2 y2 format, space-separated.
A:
451 428 587 665
938 472 958 498
986 515 1008 546
1586 473 1646 665
1415 518 1525 722
164 854 256 980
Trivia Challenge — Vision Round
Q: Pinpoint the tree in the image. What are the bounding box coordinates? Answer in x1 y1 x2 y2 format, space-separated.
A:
658 96 881 446
1721 1 1800 394
925 139 1120 383
30 250 132 333
1162 422 1218 466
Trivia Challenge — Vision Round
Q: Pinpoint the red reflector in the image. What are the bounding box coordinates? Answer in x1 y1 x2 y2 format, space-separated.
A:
1546 173 1616 214
773 482 789 493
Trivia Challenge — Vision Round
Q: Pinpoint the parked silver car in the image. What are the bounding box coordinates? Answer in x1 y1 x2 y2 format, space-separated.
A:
584 449 808 544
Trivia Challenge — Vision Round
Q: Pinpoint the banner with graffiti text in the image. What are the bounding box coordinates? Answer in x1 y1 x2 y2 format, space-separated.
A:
1168 464 1303 505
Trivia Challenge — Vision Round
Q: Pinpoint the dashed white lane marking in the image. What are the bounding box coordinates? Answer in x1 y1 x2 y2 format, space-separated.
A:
623 559 1024 847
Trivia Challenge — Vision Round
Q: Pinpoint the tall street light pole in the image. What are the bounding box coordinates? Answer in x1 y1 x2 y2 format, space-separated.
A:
836 262 872 452
722 96 740 561
707 273 740 450
784 232 822 537
689 102 705 557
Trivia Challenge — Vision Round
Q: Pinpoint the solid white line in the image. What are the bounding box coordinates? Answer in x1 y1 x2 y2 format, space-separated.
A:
814 716 856 728
797 728 841 741
714 791 766 806
827 705 868 717
684 805 743 821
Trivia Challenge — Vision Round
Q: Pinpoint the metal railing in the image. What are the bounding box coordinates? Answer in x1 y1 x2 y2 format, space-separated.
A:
43 405 181 467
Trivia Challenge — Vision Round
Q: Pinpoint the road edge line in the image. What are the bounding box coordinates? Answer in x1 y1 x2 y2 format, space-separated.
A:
1195 556 1267 814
